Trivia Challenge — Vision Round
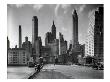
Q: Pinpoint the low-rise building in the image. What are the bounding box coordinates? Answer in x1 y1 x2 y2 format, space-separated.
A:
8 48 29 66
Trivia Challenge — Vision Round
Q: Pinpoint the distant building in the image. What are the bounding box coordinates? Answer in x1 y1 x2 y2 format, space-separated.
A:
72 9 79 49
7 37 10 65
19 25 22 48
8 48 29 66
35 36 42 57
70 9 81 63
44 21 59 63
31 16 43 62
32 16 38 48
45 20 56 45
51 20 56 40
7 37 10 49
59 32 67 55
22 36 32 61
41 46 51 63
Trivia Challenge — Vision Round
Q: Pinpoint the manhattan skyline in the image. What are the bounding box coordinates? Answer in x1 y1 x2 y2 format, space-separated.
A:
7 4 103 48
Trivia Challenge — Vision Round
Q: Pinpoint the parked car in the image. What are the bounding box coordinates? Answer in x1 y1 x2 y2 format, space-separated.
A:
92 62 104 70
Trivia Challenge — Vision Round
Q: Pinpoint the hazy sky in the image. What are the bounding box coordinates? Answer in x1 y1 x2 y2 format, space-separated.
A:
7 4 103 48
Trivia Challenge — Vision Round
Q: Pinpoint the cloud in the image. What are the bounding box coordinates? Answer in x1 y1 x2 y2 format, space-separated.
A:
8 4 24 8
61 4 71 9
55 4 60 17
15 4 24 8
79 4 86 13
32 4 44 12
61 4 71 14
55 4 71 16
88 9 95 18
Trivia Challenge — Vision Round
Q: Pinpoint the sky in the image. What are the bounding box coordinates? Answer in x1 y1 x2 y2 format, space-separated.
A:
7 4 103 48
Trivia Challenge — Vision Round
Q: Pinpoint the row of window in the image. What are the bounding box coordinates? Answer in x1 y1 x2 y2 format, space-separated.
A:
9 51 25 54
10 62 26 64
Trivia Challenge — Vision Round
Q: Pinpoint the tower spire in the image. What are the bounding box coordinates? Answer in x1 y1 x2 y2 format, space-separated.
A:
53 20 54 25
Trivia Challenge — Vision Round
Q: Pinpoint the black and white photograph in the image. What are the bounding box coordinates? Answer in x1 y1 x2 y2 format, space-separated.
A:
7 4 104 79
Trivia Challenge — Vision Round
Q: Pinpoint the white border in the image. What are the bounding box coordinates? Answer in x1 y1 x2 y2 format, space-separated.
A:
0 0 109 82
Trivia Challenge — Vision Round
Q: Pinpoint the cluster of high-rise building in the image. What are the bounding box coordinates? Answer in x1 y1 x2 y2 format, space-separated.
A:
7 6 103 66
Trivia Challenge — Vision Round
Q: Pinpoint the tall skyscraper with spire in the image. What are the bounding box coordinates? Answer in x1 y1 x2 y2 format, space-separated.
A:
19 25 22 48
51 20 56 40
72 9 79 49
32 16 38 48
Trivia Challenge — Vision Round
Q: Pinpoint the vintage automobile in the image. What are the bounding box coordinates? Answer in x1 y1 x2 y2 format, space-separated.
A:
92 62 104 70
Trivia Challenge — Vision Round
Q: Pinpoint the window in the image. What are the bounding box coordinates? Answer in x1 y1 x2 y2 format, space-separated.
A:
23 62 25 63
23 52 25 54
13 52 15 54
23 59 25 61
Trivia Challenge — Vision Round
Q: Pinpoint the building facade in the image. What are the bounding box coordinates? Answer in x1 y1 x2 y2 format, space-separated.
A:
8 48 29 65
85 7 104 62
94 7 103 60
85 10 95 57
44 21 59 63
59 32 67 55
22 36 32 61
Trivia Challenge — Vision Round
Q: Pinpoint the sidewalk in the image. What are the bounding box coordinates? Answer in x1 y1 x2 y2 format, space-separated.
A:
7 66 35 79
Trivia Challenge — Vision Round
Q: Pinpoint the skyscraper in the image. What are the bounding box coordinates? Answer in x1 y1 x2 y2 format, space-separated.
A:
72 9 79 49
19 25 22 48
85 7 103 61
51 20 56 40
85 9 95 56
94 7 103 59
32 16 38 48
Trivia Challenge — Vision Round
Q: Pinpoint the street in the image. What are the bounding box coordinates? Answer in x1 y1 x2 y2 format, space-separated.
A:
33 64 103 79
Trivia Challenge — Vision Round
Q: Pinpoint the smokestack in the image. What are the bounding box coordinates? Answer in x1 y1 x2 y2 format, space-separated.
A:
19 25 22 48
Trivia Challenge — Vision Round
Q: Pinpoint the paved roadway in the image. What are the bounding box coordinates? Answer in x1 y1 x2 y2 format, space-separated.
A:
33 64 103 79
